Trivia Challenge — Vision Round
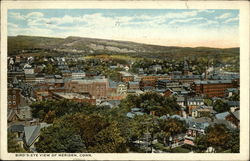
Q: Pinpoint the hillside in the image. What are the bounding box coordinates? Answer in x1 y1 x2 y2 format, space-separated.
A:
8 35 239 60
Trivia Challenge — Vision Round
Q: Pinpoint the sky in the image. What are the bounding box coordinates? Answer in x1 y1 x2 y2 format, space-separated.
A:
8 9 239 48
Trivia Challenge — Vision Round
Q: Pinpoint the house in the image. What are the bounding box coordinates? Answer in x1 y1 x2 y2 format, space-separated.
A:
126 108 145 118
8 109 23 123
191 105 216 118
176 96 185 107
8 124 25 148
186 97 204 115
184 117 211 146
23 66 34 75
8 105 32 123
225 88 239 97
215 111 230 120
23 123 51 152
225 110 240 129
98 100 121 108
152 65 162 72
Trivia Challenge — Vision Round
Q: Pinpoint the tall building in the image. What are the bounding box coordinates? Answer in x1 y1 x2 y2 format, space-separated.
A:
64 78 109 99
192 80 236 97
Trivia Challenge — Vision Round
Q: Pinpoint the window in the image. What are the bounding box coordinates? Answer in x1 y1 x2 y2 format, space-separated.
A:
13 95 16 100
8 101 12 105
13 101 16 105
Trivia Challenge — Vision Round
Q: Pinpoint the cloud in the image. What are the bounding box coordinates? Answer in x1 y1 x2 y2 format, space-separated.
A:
168 17 205 25
8 10 239 48
9 12 25 20
26 12 44 18
215 13 231 19
223 17 239 23
198 9 215 13
8 23 18 28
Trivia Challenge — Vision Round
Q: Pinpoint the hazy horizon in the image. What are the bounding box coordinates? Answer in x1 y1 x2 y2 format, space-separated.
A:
8 9 239 48
9 34 240 49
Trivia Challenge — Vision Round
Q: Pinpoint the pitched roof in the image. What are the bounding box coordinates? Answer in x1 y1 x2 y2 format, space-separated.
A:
215 112 230 120
8 124 24 132
232 110 240 120
24 123 51 147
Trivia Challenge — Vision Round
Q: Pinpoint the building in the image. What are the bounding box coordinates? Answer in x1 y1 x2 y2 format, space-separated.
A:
225 88 239 97
119 71 134 83
191 105 216 118
64 78 109 99
71 71 86 79
225 110 240 129
171 75 202 84
25 74 36 84
23 123 51 152
8 70 25 83
186 97 204 115
117 82 127 95
140 74 171 90
157 80 180 89
192 80 236 97
52 92 96 105
152 65 162 72
23 66 34 75
128 81 140 90
176 96 185 107
8 87 22 109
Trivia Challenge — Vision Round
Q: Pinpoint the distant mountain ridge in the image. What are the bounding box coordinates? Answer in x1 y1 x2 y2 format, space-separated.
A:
8 35 239 58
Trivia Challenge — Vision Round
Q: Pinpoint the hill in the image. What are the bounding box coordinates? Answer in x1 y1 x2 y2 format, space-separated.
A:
8 35 239 60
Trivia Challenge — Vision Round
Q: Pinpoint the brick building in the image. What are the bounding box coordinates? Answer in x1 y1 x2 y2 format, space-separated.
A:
119 71 134 83
8 87 22 109
192 80 236 97
64 78 109 99
128 81 140 90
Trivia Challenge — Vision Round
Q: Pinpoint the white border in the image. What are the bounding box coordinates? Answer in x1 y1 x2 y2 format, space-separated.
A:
1 1 249 160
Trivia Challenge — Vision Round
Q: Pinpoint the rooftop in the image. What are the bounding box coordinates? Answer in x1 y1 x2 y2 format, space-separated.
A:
119 71 133 76
53 92 90 99
194 80 232 85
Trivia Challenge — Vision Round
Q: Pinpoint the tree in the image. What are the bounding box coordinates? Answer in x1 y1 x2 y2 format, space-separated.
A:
204 124 231 152
213 99 230 113
44 110 56 123
159 118 186 146
35 123 87 153
8 132 26 153
36 113 126 153
227 129 239 153
120 92 181 116
228 93 239 101
194 135 208 152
